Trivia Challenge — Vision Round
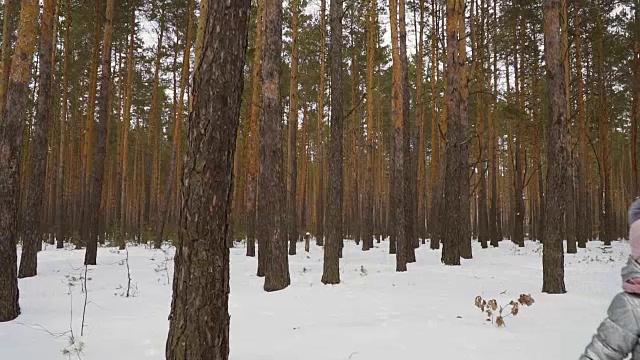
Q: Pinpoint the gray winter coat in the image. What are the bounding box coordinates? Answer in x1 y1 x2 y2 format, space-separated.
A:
580 257 640 360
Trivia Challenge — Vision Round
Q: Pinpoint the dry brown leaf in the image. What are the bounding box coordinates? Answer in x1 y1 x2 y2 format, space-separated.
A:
511 302 519 316
518 294 535 306
475 296 483 308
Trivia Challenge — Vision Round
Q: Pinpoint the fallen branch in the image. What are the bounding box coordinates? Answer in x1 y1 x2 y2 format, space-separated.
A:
81 265 88 337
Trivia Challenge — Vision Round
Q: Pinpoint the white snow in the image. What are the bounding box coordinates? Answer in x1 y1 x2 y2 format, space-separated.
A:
0 239 629 359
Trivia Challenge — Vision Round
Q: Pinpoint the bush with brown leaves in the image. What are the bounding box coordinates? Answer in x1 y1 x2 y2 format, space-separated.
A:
474 293 535 327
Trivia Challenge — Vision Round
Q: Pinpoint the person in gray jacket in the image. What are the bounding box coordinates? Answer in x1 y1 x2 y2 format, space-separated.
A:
580 199 640 360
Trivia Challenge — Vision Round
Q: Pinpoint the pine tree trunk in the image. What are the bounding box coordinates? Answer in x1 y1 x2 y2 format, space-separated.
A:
297 102 309 237
415 0 426 245
18 0 56 278
119 2 136 249
0 0 13 123
322 0 343 284
0 0 39 322
512 30 525 248
363 0 377 251
287 0 299 256
476 0 489 249
155 0 194 248
114 51 124 240
441 0 465 266
315 0 326 247
150 4 165 237
489 0 500 247
632 0 640 199
596 14 612 247
348 40 358 244
85 0 114 265
429 0 440 249
542 0 567 294
531 57 545 244
389 0 407 271
245 0 264 260
575 0 587 247
458 0 472 260
561 0 577 254
81 0 103 245
165 2 250 358
260 0 290 291
57 0 70 249
398 0 416 263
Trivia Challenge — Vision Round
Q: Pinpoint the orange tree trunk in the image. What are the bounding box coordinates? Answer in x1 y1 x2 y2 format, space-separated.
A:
155 0 194 249
315 0 326 246
18 0 57 278
85 0 114 265
246 0 264 260
149 4 166 227
120 1 136 245
363 0 377 250
287 0 299 255
0 0 39 321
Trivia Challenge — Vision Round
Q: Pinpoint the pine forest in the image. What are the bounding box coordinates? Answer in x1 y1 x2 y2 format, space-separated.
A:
1 0 640 358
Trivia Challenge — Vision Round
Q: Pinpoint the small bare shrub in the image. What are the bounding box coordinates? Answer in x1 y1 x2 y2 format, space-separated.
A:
474 293 535 327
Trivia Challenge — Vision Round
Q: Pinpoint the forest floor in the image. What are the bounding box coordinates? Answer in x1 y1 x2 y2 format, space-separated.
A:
0 239 629 359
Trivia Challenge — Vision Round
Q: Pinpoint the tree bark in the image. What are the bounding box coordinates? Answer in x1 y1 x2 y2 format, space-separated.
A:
57 0 71 250
155 0 194 248
476 0 489 249
632 0 640 199
297 102 309 237
429 0 440 249
315 0 326 247
596 13 612 246
246 0 264 260
441 0 466 266
532 54 545 244
575 2 587 248
542 0 567 294
458 0 471 260
416 0 426 245
81 0 103 244
260 0 290 291
389 0 407 271
85 0 114 265
0 0 39 322
321 0 343 284
119 1 136 249
165 2 250 358
18 0 56 278
0 0 13 123
398 0 416 263
150 3 165 235
489 0 500 247
287 0 299 256
364 0 377 251
561 0 577 254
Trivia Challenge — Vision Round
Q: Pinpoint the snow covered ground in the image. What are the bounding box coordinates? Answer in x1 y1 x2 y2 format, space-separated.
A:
0 239 630 359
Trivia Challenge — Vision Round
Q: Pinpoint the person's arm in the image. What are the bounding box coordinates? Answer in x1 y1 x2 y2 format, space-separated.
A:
580 293 640 360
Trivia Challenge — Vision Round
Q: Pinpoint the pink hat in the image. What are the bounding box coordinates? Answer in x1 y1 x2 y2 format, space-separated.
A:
629 199 640 261
630 221 640 261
